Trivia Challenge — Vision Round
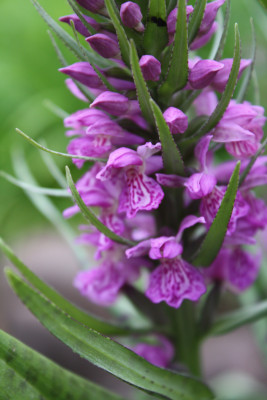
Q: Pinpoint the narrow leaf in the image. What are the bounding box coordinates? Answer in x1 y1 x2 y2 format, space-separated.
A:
208 300 267 336
47 30 95 102
143 0 168 58
258 0 267 10
0 171 70 197
129 40 154 125
66 166 135 246
236 18 256 103
0 238 129 336
16 128 106 162
69 20 116 92
43 99 69 119
214 0 230 61
159 0 188 97
104 0 130 66
30 0 114 69
149 99 184 175
6 270 214 400
188 0 207 45
192 162 240 267
192 23 241 140
0 328 123 400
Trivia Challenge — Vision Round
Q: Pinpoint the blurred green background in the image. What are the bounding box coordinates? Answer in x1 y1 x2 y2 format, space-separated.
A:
1 0 267 240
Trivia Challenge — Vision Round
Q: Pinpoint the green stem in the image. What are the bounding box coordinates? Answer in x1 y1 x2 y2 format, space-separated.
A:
170 301 201 377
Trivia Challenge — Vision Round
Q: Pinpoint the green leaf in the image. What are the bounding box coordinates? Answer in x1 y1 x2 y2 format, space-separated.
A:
16 128 106 162
213 0 230 61
143 0 168 58
6 269 214 400
0 238 129 336
236 18 256 103
207 300 267 336
129 40 155 125
30 0 114 69
149 99 184 175
159 0 188 98
47 31 95 102
258 0 267 10
0 328 123 400
191 23 241 140
188 0 207 45
66 166 135 247
192 161 240 267
0 171 70 197
104 0 130 66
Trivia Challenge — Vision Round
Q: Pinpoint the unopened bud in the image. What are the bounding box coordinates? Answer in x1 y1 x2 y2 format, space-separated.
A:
163 107 188 134
86 33 119 58
59 62 102 89
139 55 161 81
189 59 224 89
120 2 144 32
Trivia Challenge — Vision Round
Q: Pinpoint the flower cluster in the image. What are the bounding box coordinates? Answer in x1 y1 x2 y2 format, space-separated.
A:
59 0 266 367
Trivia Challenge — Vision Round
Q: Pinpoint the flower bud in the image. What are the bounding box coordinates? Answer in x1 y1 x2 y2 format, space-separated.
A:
163 107 188 134
199 0 226 35
211 58 252 92
59 14 100 37
139 55 161 81
90 91 130 116
120 2 144 32
76 0 105 13
188 59 224 89
59 62 102 89
86 33 119 58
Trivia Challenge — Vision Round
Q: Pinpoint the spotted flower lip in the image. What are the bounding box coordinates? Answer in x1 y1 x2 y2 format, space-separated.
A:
96 143 164 218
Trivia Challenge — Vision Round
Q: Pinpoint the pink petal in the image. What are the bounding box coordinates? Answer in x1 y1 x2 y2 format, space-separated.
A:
146 259 206 308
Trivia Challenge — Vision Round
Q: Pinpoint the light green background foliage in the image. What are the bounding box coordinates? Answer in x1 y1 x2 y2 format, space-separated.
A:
0 0 267 238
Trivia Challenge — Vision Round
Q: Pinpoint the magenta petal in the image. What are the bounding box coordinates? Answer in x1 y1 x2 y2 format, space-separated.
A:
190 22 217 50
163 107 188 134
139 55 161 81
149 237 183 260
212 122 255 143
200 0 226 34
137 142 162 159
126 239 151 258
185 172 217 199
156 173 186 187
133 336 174 368
59 14 100 37
76 0 105 13
90 91 130 116
59 62 102 89
74 262 125 306
65 79 89 102
194 89 218 116
146 259 206 308
120 1 143 30
225 140 259 159
195 135 213 170
64 108 109 128
86 33 119 58
189 59 224 89
227 248 261 292
176 215 206 241
119 170 164 218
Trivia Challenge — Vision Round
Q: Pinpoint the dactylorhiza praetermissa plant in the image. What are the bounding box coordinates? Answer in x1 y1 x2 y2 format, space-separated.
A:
1 1 267 399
